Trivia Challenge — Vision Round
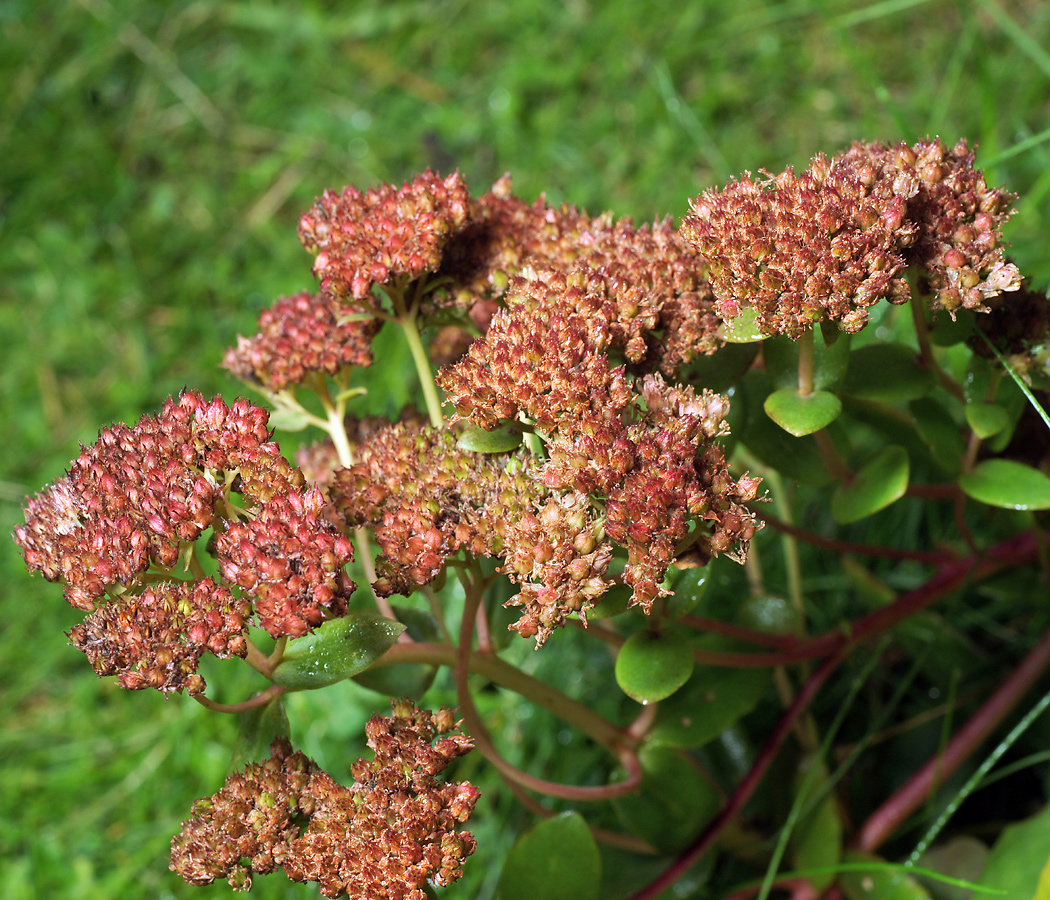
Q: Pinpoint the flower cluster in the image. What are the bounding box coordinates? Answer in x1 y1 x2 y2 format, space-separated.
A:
216 487 355 638
14 392 301 611
68 579 249 695
170 702 478 898
434 175 721 368
13 392 359 692
331 421 543 596
298 169 471 305
222 290 381 391
682 138 1019 337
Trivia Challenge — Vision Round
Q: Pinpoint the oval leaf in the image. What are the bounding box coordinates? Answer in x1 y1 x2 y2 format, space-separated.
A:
456 422 524 454
764 389 842 437
764 330 851 392
978 802 1050 899
353 606 440 699
909 397 965 475
843 344 936 402
498 812 600 900
652 647 771 748
665 565 712 620
680 341 760 393
616 628 694 704
721 307 770 343
965 401 1009 439
612 745 719 854
271 613 405 691
230 697 290 771
790 758 843 891
267 406 313 432
832 445 910 524
738 593 799 636
959 459 1050 511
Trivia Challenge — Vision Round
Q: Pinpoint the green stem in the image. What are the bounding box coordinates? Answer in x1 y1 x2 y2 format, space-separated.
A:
797 329 815 396
400 308 444 429
909 281 965 401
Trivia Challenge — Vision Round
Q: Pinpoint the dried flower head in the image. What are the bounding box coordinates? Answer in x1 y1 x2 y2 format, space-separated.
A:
682 138 1019 338
14 391 302 611
216 487 356 638
171 702 478 898
223 290 381 391
69 578 249 694
298 170 471 305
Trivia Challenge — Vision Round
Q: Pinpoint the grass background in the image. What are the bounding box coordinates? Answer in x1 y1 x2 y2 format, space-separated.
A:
2 0 1049 897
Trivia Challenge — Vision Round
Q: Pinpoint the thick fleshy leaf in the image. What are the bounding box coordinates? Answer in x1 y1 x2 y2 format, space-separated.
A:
916 836 988 900
738 593 799 636
839 851 933 899
456 422 523 453
665 565 712 620
353 606 440 699
615 628 694 704
832 445 910 524
930 309 975 346
790 758 842 891
909 397 965 474
965 401 1010 439
612 745 719 854
737 370 838 484
681 340 760 393
842 343 935 402
230 697 290 771
651 642 771 748
763 330 851 392
981 819 1050 900
721 307 769 343
267 406 313 432
959 459 1050 511
764 389 842 437
498 812 600 900
271 613 405 691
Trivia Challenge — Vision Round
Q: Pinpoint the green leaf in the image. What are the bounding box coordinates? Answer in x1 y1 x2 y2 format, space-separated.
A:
651 645 771 748
839 851 933 900
267 406 313 432
353 606 440 699
230 697 290 771
721 307 769 343
680 340 760 393
842 344 936 402
612 745 719 854
832 445 910 524
959 459 1050 511
790 758 843 891
910 397 965 475
965 401 1010 439
615 628 694 704
456 422 524 453
737 594 799 636
665 565 712 619
763 329 851 392
498 812 600 900
930 309 975 346
764 389 842 436
916 836 989 900
271 613 405 691
977 802 1050 899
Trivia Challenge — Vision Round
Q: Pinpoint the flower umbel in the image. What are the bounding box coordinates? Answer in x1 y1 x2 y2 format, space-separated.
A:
170 702 478 898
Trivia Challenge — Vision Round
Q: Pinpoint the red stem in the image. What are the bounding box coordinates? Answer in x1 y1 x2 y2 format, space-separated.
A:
856 622 1050 852
628 653 843 900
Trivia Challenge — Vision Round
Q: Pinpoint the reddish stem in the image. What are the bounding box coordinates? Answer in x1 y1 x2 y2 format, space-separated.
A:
856 623 1050 852
628 653 843 900
193 683 286 714
754 510 957 565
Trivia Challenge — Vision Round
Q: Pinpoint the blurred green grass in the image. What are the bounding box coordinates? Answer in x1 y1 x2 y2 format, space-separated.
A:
2 0 1049 897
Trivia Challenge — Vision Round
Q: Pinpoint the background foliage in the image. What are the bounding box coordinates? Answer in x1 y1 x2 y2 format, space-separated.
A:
2 0 1049 897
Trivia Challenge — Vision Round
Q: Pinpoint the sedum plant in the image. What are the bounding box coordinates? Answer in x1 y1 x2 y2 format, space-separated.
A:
14 137 1050 899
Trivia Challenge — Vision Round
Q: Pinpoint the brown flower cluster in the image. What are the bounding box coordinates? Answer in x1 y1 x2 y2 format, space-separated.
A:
216 487 355 638
14 392 358 692
14 392 301 611
68 579 249 695
332 422 544 597
298 169 471 305
435 175 721 369
682 138 1019 337
223 290 381 391
171 702 478 898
